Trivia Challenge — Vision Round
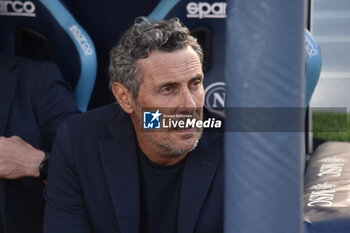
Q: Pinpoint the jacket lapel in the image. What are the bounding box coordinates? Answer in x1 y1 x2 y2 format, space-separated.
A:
98 114 140 233
0 56 19 136
177 134 223 233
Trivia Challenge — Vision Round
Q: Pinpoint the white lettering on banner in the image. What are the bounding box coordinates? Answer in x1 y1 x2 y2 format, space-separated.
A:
305 36 317 58
69 25 93 56
307 190 335 207
307 182 337 207
186 2 227 19
309 183 336 190
0 0 35 17
318 163 344 177
162 118 222 129
316 156 346 177
319 156 346 163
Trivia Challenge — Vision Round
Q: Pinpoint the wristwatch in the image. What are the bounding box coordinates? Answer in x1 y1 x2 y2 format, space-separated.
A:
39 152 50 180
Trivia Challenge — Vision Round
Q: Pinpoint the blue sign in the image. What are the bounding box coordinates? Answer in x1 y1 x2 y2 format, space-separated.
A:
143 110 161 129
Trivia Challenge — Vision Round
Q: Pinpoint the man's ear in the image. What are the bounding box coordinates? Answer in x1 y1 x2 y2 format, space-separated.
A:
111 82 134 114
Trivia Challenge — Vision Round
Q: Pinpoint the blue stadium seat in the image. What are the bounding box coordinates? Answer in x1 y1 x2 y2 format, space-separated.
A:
63 0 160 108
0 0 97 112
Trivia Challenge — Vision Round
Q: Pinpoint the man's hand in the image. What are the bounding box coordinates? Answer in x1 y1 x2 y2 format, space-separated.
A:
0 136 45 179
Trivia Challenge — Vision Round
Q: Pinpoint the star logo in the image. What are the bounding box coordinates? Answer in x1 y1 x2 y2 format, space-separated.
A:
143 110 162 129
150 110 162 122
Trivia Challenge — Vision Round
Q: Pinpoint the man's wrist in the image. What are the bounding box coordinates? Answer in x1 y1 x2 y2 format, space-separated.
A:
39 152 50 180
26 149 45 178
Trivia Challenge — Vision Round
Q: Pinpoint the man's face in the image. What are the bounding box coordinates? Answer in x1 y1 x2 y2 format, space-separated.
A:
132 46 204 158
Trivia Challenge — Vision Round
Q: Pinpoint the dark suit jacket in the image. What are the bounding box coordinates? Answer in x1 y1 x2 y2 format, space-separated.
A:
0 55 80 233
44 104 224 233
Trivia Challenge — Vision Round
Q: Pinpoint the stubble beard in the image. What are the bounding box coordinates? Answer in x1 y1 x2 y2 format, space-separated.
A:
145 129 203 157
135 106 203 158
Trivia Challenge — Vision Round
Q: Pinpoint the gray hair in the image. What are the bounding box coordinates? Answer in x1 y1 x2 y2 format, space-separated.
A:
108 17 203 98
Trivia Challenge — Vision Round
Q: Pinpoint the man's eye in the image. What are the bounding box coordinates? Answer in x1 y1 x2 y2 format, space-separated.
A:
161 86 172 93
192 80 202 88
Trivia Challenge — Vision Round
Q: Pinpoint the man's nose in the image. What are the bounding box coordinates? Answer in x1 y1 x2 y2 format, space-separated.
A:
181 88 197 111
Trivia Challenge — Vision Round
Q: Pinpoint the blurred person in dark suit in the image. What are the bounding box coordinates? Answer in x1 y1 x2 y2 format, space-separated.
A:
0 55 80 233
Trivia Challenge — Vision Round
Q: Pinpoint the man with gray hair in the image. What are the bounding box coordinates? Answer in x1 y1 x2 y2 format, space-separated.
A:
44 17 223 233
